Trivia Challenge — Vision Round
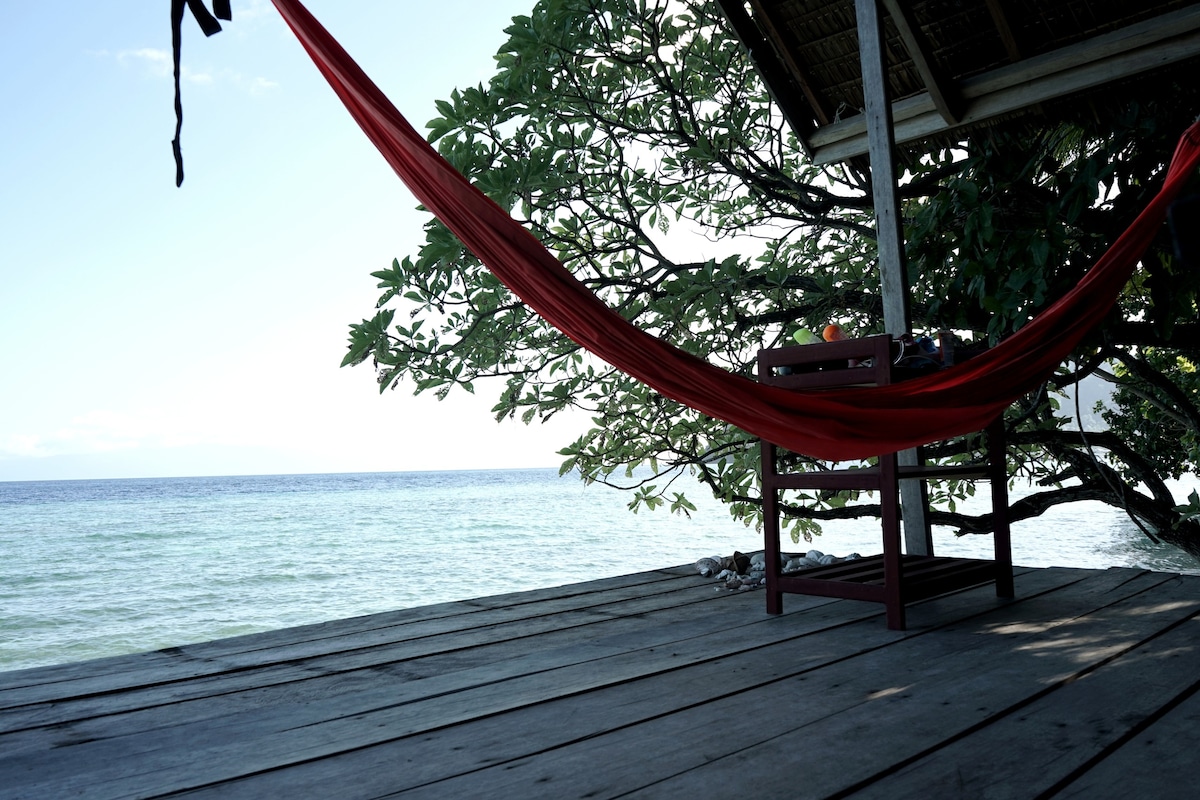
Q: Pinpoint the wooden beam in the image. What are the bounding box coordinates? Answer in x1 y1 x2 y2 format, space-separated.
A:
811 5 1200 163
747 0 835 126
854 0 932 555
715 0 817 156
880 0 961 124
855 0 909 337
984 0 1023 62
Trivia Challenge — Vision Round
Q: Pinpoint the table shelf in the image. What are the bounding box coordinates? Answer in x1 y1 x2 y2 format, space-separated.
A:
758 334 1013 629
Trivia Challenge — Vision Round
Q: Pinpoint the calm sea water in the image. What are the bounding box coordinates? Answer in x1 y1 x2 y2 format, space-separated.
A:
2 468 1195 673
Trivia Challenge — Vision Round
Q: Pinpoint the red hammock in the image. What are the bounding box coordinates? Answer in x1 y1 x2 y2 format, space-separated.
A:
268 0 1200 461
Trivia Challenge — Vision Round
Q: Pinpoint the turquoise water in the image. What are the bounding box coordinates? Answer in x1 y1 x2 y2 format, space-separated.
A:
1 468 1195 672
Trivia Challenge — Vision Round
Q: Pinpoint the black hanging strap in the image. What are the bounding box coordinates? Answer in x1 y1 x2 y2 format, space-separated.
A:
171 0 233 186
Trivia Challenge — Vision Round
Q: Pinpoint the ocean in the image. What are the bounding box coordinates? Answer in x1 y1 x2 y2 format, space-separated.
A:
2 468 1196 673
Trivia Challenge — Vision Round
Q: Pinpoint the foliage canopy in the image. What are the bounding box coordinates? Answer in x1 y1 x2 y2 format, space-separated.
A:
344 0 1200 560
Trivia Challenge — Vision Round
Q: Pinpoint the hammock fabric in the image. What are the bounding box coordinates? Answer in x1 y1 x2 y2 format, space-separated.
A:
258 0 1199 461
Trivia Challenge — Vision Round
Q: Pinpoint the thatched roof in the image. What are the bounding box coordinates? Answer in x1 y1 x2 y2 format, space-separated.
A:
717 0 1200 163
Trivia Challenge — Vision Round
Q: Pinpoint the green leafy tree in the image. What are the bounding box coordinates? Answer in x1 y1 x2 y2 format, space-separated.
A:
343 0 1200 560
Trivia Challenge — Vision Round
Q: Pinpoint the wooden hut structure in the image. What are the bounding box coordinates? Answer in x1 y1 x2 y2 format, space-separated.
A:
715 0 1195 340
718 0 1200 349
716 0 1200 164
718 0 1200 333
716 0 1200 594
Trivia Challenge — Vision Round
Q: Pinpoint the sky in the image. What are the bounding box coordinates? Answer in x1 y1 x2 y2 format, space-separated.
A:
0 0 592 482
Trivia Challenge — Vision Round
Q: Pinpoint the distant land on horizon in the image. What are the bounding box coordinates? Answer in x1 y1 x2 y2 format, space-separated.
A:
0 443 564 484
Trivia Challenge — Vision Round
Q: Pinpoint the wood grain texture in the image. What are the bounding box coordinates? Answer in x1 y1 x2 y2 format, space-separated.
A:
1 564 1197 799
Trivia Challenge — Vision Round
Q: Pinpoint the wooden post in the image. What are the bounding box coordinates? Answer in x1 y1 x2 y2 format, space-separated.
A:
855 0 934 556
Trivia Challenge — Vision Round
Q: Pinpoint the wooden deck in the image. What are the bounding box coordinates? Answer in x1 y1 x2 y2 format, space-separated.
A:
2 563 1199 799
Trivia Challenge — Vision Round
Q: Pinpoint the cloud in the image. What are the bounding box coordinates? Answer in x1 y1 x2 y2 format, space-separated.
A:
1 434 47 459
114 47 212 84
110 48 271 92
236 0 278 23
236 74 279 95
0 409 212 460
117 47 171 76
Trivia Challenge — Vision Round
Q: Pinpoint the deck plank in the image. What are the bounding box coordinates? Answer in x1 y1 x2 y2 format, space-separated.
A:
0 592 863 798
1 565 1198 800
360 570 1188 799
152 567 1079 800
0 574 738 731
0 567 687 690
0 567 1095 798
1049 660 1200 799
843 605 1200 799
0 581 834 749
609 573 1200 800
0 568 697 705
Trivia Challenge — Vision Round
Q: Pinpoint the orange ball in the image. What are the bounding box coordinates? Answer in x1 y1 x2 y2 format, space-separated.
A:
823 324 848 342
